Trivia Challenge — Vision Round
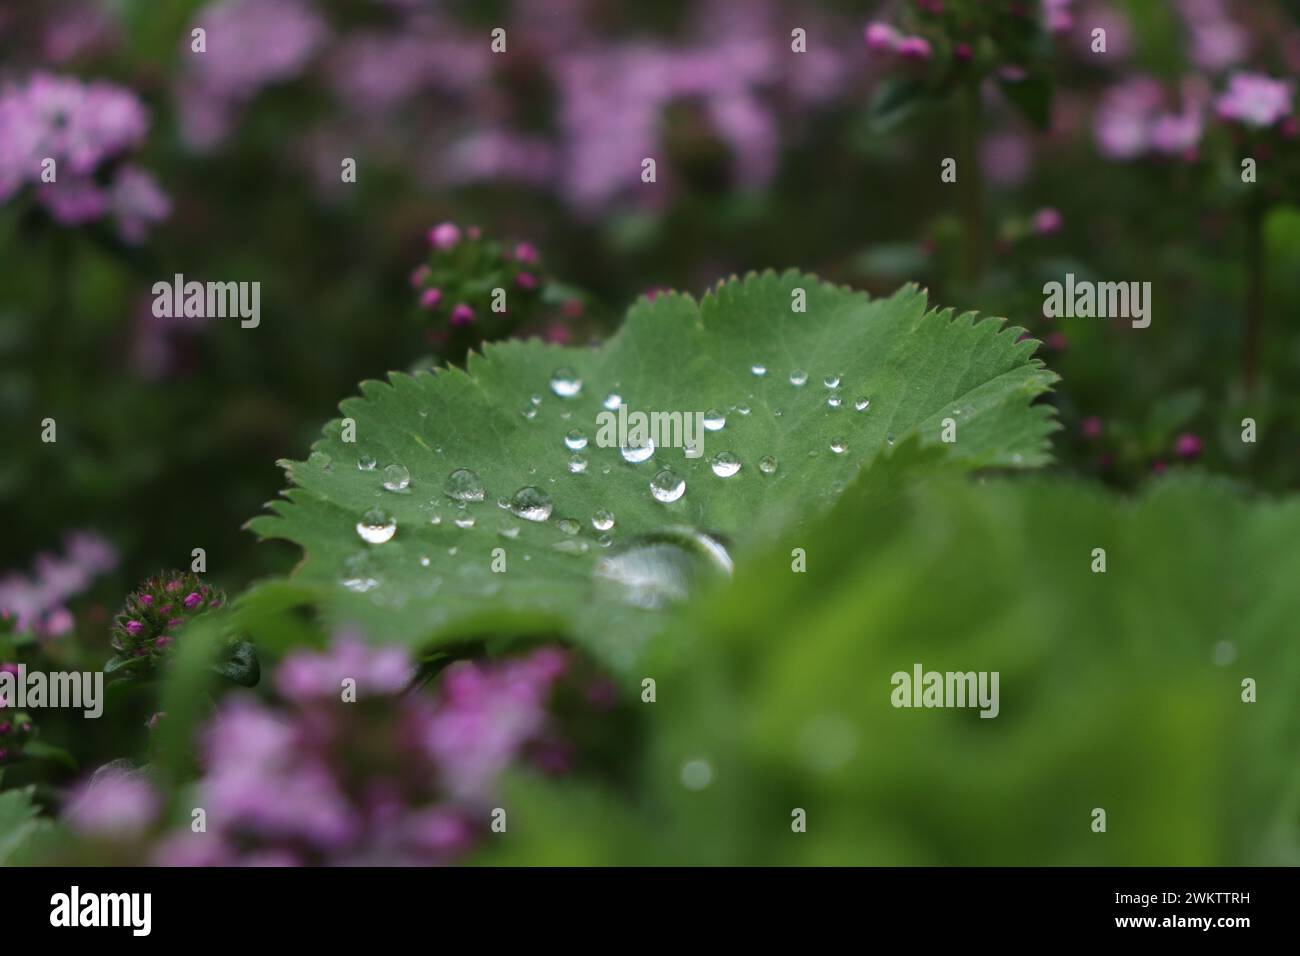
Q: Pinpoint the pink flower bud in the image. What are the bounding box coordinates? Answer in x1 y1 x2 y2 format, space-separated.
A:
1174 433 1203 459
515 271 538 290
449 304 475 326
420 287 443 309
126 620 143 636
1034 207 1063 235
513 242 539 265
1081 416 1103 440
954 42 973 62
184 591 202 608
409 264 431 288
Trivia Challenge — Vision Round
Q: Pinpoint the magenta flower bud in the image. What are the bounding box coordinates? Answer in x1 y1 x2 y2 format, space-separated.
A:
409 264 431 288
1045 331 1069 352
159 605 173 615
515 271 538 290
165 579 181 592
561 298 584 318
513 242 539 264
1034 207 1063 235
897 36 932 60
0 722 10 735
954 42 973 62
126 619 144 636
1081 416 1103 440
184 591 202 609
138 594 153 606
429 222 461 250
420 287 443 309
165 618 182 631
155 636 174 649
1175 433 1203 459
864 23 900 53
449 304 475 326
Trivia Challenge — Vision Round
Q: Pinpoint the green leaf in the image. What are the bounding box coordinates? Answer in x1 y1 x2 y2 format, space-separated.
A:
868 78 929 132
0 786 48 865
247 272 1058 669
19 740 78 771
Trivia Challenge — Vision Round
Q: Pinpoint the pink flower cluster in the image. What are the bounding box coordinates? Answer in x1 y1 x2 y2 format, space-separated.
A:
120 639 577 865
0 531 117 638
0 72 168 242
1214 73 1294 129
1094 76 1210 160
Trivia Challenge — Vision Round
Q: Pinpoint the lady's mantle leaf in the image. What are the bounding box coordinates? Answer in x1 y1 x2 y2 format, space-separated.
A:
247 271 1058 670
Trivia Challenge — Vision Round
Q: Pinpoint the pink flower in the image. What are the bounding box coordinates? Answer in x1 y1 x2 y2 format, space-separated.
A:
1034 207 1064 235
864 23 900 54
419 287 443 309
954 42 973 62
1174 433 1203 459
184 592 203 609
409 264 430 288
1216 73 1293 128
1081 416 1103 440
513 242 539 265
449 303 475 326
428 221 461 250
515 271 537 290
897 37 932 61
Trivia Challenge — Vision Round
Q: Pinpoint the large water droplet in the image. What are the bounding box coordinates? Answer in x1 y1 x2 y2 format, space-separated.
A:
824 374 841 388
592 509 615 531
751 363 767 377
827 395 842 409
621 437 655 463
593 529 733 610
382 463 411 492
758 455 778 475
509 486 553 522
356 508 397 544
358 455 377 471
557 517 580 535
568 455 588 474
711 452 741 478
454 515 475 529
550 368 582 398
854 397 871 412
603 392 622 410
650 469 686 503
789 369 807 386
703 409 726 431
564 429 588 450
830 438 847 455
444 468 485 502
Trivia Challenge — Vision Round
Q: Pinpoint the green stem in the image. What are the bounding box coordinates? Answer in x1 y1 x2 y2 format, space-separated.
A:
958 80 985 288
1243 202 1265 396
